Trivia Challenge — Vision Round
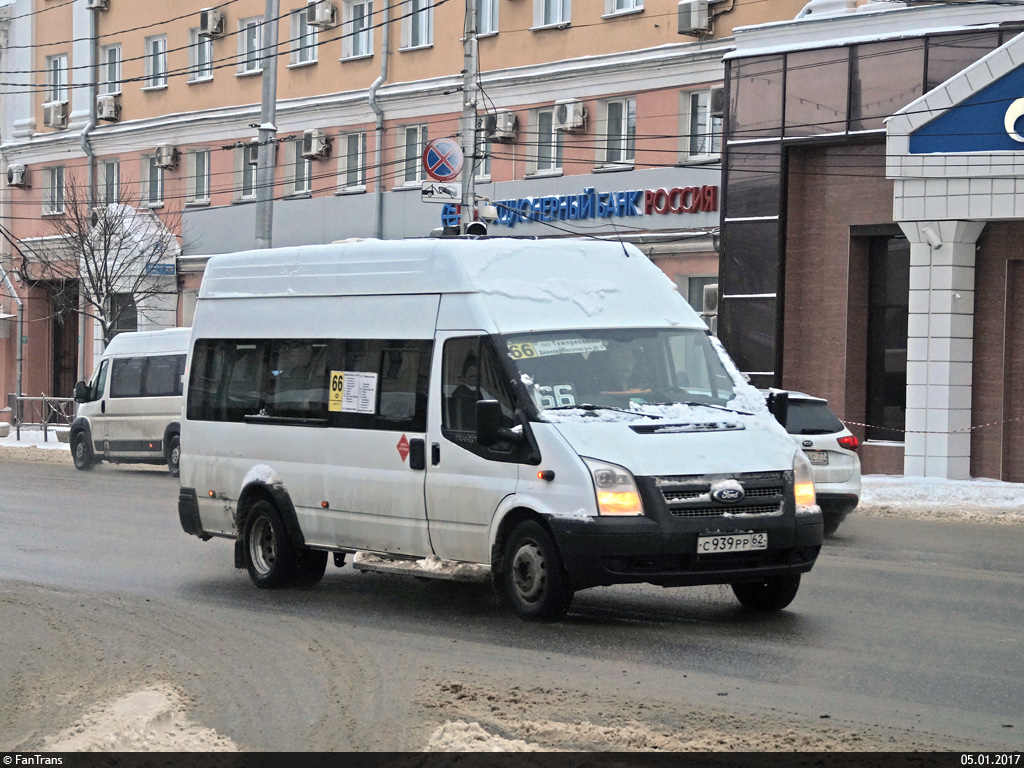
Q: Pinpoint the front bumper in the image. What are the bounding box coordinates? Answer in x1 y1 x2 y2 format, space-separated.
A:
547 474 823 591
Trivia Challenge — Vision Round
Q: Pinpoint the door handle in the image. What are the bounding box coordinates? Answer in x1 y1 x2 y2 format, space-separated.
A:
101 400 105 414
408 438 426 471
431 442 440 466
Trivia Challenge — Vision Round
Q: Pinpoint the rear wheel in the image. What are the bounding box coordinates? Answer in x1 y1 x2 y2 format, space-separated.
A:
71 432 95 471
502 520 573 621
732 574 801 611
166 433 180 477
243 500 299 588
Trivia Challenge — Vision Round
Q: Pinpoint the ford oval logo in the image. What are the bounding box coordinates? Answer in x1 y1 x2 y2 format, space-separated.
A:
712 487 745 504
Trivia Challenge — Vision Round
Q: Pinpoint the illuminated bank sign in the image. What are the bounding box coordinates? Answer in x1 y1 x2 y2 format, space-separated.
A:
489 184 718 229
910 63 1024 154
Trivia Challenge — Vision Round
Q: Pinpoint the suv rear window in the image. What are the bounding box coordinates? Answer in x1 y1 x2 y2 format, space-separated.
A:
785 400 844 435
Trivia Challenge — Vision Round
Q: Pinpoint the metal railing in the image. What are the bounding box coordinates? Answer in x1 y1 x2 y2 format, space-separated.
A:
4 394 76 442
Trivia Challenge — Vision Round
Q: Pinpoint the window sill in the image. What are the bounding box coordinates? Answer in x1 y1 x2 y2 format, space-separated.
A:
143 203 165 210
524 170 563 179
392 183 423 191
475 175 492 184
235 69 263 78
601 8 644 20
100 89 122 97
340 53 374 63
41 211 63 218
185 200 210 208
187 76 213 85
336 186 367 196
232 196 257 204
477 31 497 39
284 191 311 200
140 84 168 92
398 43 433 53
593 163 634 173
677 155 720 166
530 22 571 32
286 59 318 70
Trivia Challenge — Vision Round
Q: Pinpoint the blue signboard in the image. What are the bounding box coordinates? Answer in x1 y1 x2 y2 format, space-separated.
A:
910 62 1024 154
441 203 461 228
145 263 176 276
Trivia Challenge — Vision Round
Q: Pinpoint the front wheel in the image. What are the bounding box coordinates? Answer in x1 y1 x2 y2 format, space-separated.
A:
502 520 574 621
243 500 299 588
732 574 801 612
166 433 180 477
71 432 95 471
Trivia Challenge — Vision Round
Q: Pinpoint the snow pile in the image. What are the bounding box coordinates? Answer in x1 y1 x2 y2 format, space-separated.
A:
40 685 237 752
424 720 545 752
860 474 1024 522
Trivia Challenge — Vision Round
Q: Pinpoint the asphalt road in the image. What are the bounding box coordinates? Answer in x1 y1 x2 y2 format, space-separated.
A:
0 458 1021 751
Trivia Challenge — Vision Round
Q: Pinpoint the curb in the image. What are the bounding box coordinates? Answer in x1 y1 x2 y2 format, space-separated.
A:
0 445 73 464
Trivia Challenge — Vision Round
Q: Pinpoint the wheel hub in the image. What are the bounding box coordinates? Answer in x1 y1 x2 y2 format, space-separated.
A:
249 517 276 575
511 540 546 603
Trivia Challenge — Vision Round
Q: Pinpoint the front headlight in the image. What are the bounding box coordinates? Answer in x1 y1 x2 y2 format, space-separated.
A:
793 449 817 507
583 458 644 516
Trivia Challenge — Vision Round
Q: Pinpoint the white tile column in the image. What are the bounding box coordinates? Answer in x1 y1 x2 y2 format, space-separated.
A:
899 220 985 479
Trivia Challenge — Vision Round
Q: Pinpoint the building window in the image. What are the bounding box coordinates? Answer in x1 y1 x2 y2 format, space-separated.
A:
188 29 213 81
402 0 433 49
290 139 312 195
46 54 68 102
477 0 497 34
605 0 642 13
100 45 121 95
400 124 428 184
338 131 367 190
109 293 138 337
43 166 64 214
531 108 563 174
291 7 318 65
682 87 723 160
99 160 119 204
343 1 374 58
187 149 211 204
239 18 263 73
235 142 260 200
866 236 910 442
674 275 717 313
535 0 570 27
475 135 491 180
142 156 164 206
601 97 636 165
144 35 167 88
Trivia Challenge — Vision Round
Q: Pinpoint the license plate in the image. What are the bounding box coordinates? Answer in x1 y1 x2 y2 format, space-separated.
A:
806 450 829 466
696 532 767 554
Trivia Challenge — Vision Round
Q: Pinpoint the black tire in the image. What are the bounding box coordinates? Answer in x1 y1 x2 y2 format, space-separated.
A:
732 574 801 612
242 500 299 588
71 432 95 471
294 548 328 587
502 520 574 621
166 433 180 478
822 512 843 537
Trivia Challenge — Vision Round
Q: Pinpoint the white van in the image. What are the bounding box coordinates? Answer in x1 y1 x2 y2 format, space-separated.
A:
71 327 190 476
178 239 823 620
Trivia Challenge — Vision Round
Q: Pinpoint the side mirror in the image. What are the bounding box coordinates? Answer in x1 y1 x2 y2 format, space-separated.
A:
476 399 502 448
73 381 89 403
767 390 789 428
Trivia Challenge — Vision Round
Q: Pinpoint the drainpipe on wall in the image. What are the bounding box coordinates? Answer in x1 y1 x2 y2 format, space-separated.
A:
77 3 98 380
368 1 391 240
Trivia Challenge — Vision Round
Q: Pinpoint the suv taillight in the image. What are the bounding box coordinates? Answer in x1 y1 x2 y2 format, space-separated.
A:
837 434 859 451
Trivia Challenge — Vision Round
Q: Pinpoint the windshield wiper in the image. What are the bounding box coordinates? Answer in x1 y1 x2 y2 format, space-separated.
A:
545 403 663 419
648 400 753 416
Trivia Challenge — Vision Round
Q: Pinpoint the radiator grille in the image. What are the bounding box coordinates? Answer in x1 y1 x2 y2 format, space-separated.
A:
654 471 786 519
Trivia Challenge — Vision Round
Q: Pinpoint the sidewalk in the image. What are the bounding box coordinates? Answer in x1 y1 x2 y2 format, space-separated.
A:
1 427 1022 522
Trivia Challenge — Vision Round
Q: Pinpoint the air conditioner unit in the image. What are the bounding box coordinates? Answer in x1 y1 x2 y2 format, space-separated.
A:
678 0 711 35
483 110 517 143
301 128 331 159
155 144 179 169
96 94 120 122
710 87 725 118
553 99 586 133
7 164 29 188
43 100 68 129
702 283 719 315
199 8 225 38
86 0 108 9
307 0 337 28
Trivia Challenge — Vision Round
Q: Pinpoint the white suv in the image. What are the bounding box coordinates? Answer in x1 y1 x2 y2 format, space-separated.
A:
768 390 861 536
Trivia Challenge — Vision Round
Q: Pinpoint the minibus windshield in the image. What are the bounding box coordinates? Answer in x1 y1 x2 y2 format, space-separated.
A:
503 328 738 414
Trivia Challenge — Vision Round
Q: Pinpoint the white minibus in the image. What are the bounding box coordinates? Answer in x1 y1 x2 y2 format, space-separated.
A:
178 239 822 620
71 327 189 476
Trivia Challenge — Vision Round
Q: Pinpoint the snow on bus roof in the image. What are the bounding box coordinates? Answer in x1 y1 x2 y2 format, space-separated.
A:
197 238 706 332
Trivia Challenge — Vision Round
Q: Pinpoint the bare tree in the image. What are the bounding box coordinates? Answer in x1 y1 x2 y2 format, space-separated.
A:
17 171 182 347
